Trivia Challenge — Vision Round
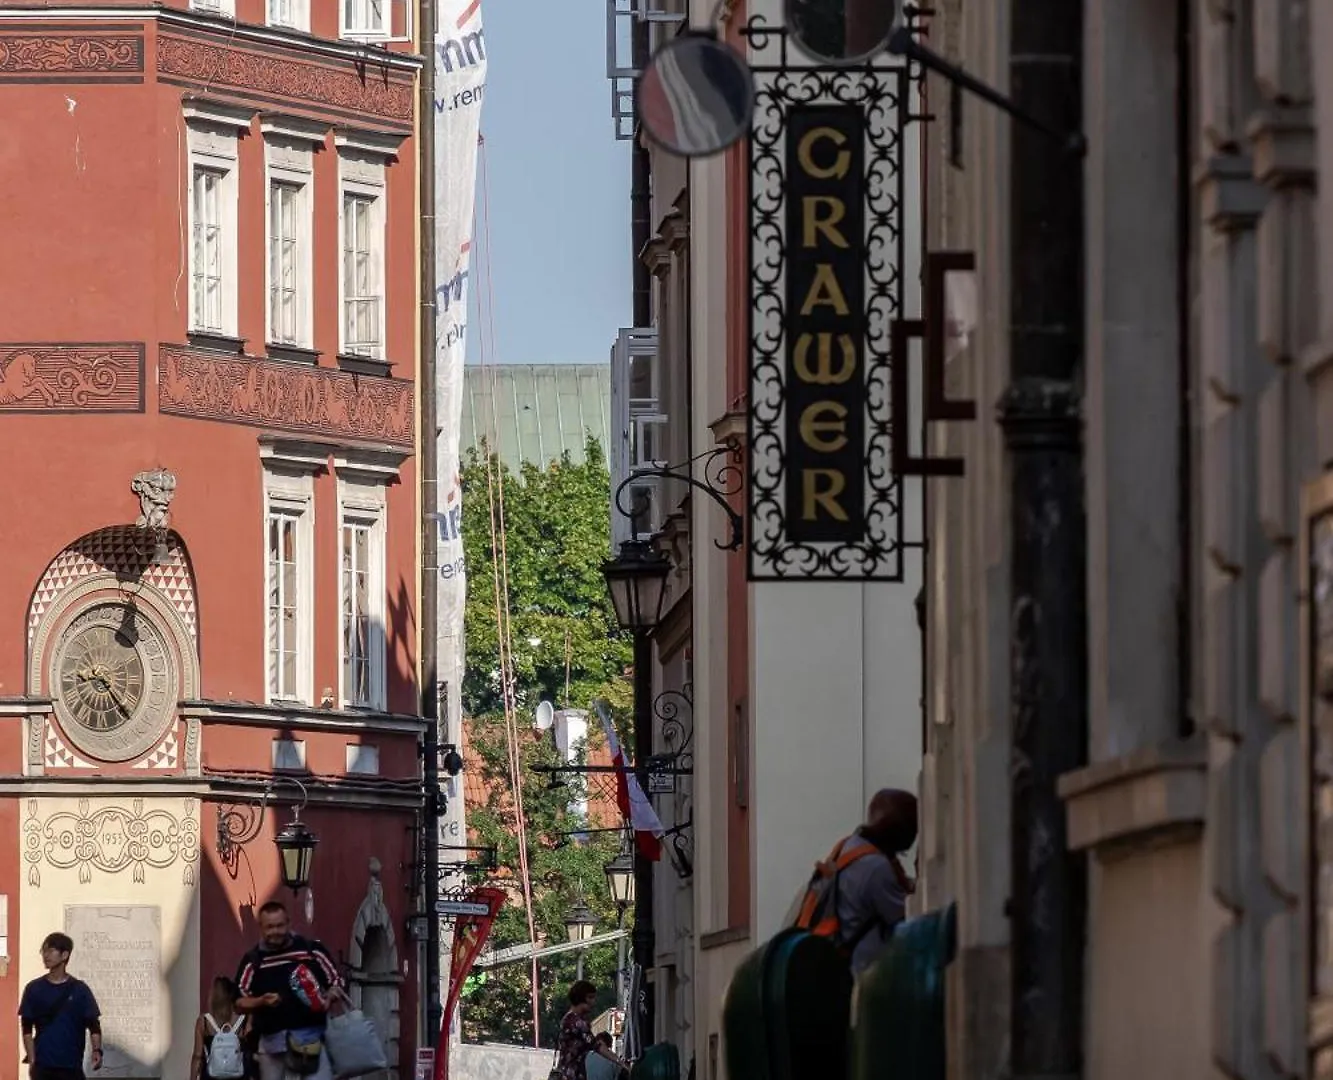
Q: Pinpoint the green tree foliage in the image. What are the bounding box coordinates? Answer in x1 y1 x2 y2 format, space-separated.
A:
460 440 634 1047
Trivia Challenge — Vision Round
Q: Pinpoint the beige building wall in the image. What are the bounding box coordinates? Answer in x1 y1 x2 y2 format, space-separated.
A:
19 790 202 1079
917 1 1321 1079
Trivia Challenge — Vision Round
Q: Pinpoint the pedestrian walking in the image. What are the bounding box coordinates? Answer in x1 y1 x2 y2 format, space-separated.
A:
191 975 252 1080
554 980 601 1080
18 931 103 1080
235 900 344 1080
792 788 918 974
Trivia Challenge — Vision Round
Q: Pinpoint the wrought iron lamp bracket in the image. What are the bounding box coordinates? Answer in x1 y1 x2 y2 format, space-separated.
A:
215 775 309 871
614 437 744 551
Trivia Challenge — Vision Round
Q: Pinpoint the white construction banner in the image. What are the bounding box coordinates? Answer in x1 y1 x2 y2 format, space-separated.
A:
432 0 485 951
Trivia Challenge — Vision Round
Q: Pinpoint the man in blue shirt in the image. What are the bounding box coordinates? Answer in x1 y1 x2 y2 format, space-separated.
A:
19 932 102 1080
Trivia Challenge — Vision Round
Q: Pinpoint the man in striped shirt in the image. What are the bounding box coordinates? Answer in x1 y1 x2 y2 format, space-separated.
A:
236 900 345 1080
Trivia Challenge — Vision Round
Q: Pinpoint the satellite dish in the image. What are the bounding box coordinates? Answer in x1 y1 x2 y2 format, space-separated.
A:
535 700 555 732
785 0 898 66
637 32 755 158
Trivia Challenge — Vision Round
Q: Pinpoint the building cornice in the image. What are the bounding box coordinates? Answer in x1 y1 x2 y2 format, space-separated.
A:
0 7 424 71
335 126 408 159
182 97 257 132
0 698 52 717
261 113 330 145
204 770 423 809
0 773 421 809
182 699 426 736
333 445 410 484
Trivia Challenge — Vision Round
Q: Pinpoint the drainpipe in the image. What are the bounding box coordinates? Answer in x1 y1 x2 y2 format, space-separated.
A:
632 17 652 328
629 6 655 1050
996 2 1087 1079
418 0 444 1053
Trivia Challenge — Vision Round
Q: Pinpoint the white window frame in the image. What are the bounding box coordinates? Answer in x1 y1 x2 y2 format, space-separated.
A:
267 0 309 32
191 0 235 17
263 120 320 350
609 328 660 548
263 467 315 707
337 478 387 710
337 136 394 360
341 0 389 39
184 104 248 338
272 739 308 771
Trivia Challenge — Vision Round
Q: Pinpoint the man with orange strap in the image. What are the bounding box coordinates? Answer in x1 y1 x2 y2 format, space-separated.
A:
794 789 918 975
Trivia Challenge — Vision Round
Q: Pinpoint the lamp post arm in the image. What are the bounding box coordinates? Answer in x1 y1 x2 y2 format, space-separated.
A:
888 28 1087 157
613 437 744 551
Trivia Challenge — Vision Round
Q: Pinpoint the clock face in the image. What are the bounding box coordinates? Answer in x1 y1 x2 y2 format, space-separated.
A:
51 603 176 761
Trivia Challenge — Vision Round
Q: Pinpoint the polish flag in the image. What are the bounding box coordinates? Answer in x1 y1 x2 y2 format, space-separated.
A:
596 702 664 861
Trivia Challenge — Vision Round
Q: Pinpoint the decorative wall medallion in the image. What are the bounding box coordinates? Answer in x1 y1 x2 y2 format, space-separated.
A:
48 602 178 764
157 35 412 123
24 797 200 886
0 33 145 82
158 345 414 448
132 728 179 771
28 527 198 650
131 468 177 530
45 725 96 770
0 344 144 412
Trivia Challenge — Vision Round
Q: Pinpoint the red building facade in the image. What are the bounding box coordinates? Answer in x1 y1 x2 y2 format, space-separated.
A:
0 1 425 1075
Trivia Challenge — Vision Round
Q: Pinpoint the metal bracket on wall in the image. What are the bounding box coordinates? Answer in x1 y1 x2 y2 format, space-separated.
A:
891 251 979 477
606 0 687 139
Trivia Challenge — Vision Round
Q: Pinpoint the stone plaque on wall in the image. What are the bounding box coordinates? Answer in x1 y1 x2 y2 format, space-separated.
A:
64 905 162 1078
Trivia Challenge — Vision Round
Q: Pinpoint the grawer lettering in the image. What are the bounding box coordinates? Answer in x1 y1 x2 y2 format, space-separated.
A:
783 105 867 543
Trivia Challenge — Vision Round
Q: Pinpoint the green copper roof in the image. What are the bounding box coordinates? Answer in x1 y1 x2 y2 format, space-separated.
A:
460 364 611 472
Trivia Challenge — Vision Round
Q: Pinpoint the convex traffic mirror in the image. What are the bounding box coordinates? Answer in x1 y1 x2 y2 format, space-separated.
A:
785 0 898 66
638 32 756 158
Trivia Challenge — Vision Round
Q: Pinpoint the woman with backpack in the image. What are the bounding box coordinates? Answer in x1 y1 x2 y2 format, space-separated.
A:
191 976 252 1080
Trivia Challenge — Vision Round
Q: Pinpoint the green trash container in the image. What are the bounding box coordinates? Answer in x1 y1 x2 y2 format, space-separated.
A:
631 1042 681 1080
849 902 958 1080
721 928 854 1080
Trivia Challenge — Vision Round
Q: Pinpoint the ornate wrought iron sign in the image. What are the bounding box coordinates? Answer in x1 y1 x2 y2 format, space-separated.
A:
746 21 909 580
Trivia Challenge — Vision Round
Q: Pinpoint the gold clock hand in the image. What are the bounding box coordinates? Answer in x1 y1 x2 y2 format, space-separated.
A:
91 675 131 717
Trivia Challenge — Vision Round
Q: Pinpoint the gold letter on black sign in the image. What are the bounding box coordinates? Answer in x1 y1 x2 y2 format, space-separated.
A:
785 104 866 543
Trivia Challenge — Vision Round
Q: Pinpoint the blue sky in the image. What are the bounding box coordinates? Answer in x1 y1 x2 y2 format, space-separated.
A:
465 3 631 366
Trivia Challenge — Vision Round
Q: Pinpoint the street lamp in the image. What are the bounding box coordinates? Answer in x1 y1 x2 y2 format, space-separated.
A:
565 902 598 946
602 539 670 633
275 814 318 893
603 852 637 911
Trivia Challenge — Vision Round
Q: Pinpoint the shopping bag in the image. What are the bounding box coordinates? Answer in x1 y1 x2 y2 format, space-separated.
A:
324 1008 389 1079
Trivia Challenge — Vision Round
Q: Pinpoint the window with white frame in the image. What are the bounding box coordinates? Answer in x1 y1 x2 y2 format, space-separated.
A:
264 471 314 705
263 125 316 349
268 0 309 31
192 0 234 16
185 106 245 338
341 191 383 357
342 0 388 37
338 482 386 709
609 327 660 547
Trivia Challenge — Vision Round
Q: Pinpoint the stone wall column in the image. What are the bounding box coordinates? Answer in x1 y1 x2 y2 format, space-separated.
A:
1196 4 1288 1079
1248 0 1316 1073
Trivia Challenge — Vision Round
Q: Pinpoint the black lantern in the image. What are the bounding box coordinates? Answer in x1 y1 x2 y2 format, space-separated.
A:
603 851 636 911
602 539 670 632
564 902 598 945
275 815 318 893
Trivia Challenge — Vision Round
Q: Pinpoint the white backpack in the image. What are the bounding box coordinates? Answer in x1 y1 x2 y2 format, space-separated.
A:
205 1014 245 1079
